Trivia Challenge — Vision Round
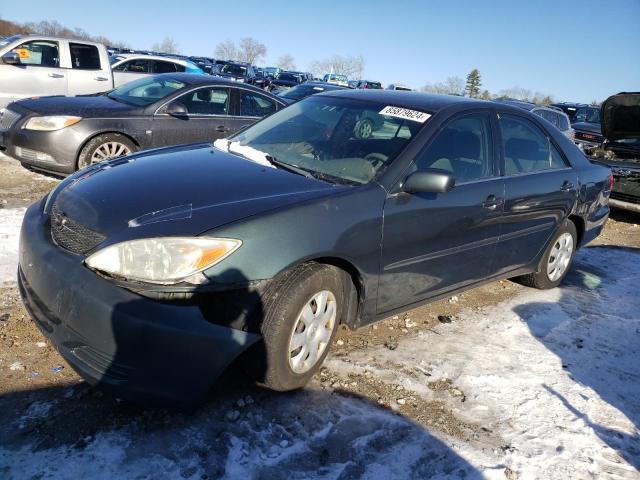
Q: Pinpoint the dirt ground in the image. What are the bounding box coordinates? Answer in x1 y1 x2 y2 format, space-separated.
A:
1 152 639 473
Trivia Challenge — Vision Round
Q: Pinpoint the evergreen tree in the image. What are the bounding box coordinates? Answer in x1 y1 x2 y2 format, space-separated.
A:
465 69 482 98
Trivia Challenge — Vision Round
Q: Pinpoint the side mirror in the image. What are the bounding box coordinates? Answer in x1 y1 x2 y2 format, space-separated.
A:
402 169 455 194
2 52 20 65
165 101 188 117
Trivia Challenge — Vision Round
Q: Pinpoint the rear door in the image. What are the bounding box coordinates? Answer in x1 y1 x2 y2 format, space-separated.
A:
492 112 578 275
378 111 504 313
66 42 112 95
151 85 237 146
0 38 67 106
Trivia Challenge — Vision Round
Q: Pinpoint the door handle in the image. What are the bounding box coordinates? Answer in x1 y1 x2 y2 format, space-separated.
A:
560 181 575 191
482 195 504 210
215 125 231 133
94 76 109 81
48 73 64 78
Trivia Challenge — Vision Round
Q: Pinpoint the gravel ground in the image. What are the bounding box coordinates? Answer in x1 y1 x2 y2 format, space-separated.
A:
0 153 639 479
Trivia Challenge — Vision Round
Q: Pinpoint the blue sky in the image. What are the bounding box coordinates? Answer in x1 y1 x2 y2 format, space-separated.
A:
4 0 639 102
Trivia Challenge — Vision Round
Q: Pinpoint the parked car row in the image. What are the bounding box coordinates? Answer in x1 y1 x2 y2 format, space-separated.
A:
0 74 286 174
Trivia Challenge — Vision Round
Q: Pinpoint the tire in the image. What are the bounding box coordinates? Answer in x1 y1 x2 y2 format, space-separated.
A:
518 220 577 289
354 118 374 139
258 263 344 391
77 133 137 171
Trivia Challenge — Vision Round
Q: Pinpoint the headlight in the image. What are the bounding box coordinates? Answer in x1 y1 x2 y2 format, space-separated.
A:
23 116 81 131
85 237 241 284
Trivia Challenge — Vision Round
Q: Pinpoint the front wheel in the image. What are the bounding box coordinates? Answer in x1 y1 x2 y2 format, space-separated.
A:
518 220 577 289
77 133 137 171
258 263 343 391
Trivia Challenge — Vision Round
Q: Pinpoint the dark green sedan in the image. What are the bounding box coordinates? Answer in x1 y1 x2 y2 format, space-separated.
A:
18 90 611 405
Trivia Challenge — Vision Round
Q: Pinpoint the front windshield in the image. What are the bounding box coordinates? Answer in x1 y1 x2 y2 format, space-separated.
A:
228 96 428 184
221 64 247 76
576 107 601 124
107 76 186 106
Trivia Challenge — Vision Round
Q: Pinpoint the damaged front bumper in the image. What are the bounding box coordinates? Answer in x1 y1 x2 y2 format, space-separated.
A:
18 202 262 406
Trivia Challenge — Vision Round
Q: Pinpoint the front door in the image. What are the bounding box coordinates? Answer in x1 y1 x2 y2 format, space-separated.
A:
0 39 67 107
378 111 504 314
151 86 243 147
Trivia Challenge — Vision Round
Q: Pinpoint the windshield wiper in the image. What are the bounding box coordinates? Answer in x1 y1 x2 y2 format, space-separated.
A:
267 157 315 179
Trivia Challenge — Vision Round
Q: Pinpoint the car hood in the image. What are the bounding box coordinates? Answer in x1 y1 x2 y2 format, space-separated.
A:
11 94 140 117
572 121 601 134
51 144 345 243
601 92 640 141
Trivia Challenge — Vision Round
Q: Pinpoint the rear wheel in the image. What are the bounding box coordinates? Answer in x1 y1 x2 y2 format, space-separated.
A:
258 263 343 391
518 220 577 289
77 133 136 171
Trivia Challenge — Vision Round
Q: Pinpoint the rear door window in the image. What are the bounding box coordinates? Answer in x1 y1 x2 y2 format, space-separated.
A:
12 40 59 67
557 114 569 131
154 61 178 73
239 90 277 117
500 114 567 175
69 43 101 70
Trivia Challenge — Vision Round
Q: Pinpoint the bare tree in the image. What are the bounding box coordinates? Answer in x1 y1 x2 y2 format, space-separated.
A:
238 37 267 65
214 40 238 61
420 82 449 94
277 53 296 71
421 76 465 96
152 36 179 54
444 76 465 96
309 54 365 79
498 86 532 101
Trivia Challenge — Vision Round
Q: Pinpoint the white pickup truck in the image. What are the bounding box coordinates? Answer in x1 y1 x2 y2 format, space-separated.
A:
0 34 115 109
0 35 207 109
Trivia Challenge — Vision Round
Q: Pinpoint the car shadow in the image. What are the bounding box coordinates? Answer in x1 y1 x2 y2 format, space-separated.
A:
609 208 640 224
512 245 640 471
0 379 487 478
1 268 487 479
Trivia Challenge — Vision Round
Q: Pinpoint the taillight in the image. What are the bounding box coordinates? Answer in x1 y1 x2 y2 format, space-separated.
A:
609 173 614 191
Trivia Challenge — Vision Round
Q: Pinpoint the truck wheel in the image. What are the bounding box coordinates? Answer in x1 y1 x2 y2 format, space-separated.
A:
518 220 577 289
259 263 343 391
77 133 136 171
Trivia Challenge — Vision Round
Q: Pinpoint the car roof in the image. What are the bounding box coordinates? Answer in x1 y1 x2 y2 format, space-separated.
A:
114 54 194 65
145 73 286 101
319 89 487 112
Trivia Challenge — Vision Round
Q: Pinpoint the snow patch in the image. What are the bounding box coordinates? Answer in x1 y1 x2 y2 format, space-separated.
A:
0 207 25 286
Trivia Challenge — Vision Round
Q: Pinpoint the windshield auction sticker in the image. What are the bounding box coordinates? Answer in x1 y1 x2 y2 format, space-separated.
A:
379 106 431 123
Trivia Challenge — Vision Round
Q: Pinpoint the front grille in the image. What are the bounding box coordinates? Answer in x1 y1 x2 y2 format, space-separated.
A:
50 203 105 255
0 108 20 131
610 191 640 205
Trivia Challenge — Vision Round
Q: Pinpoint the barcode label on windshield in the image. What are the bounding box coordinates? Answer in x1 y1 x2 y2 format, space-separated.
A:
379 106 431 123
